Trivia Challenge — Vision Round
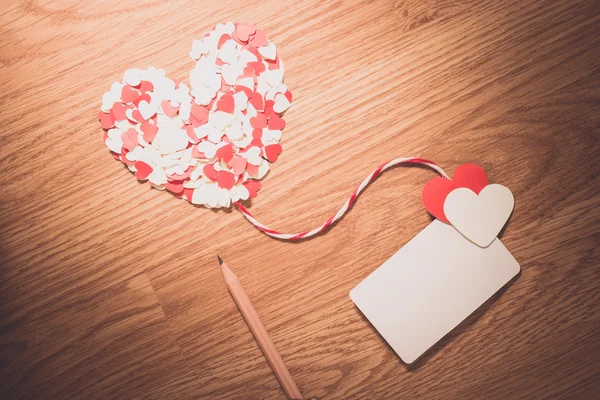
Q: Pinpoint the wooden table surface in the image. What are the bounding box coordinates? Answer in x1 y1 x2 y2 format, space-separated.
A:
1 0 599 399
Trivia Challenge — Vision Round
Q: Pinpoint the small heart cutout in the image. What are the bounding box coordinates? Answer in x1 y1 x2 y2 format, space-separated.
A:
444 184 514 247
121 85 141 104
216 144 234 162
268 114 286 130
217 93 235 114
250 113 268 129
243 180 262 198
248 92 264 111
228 156 247 176
134 161 153 180
264 144 282 162
217 170 236 190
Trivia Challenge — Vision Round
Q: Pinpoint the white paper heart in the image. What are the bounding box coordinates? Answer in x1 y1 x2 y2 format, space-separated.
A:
444 184 514 247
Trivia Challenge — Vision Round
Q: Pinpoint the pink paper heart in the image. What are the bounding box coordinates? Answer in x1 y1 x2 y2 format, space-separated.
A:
228 156 247 176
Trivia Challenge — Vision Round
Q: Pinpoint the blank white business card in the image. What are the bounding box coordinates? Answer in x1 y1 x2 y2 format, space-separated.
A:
350 220 520 364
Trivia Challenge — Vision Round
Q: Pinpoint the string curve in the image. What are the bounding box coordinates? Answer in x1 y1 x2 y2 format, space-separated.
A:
234 157 448 240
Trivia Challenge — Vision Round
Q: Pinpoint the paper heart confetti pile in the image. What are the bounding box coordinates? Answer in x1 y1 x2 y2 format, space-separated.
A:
98 22 292 208
422 164 514 247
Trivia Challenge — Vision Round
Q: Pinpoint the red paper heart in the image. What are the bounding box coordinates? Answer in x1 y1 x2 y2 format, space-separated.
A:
248 92 264 111
249 30 268 47
263 100 275 117
217 93 235 114
191 103 209 124
203 164 219 182
268 114 286 130
217 170 236 190
245 163 259 177
127 109 145 124
112 102 129 121
134 93 151 108
216 144 234 162
165 181 184 194
452 163 488 194
138 80 154 93
243 180 262 198
134 161 153 180
98 111 114 130
218 33 231 49
121 85 141 104
247 61 266 75
264 144 282 162
250 113 268 129
422 164 488 223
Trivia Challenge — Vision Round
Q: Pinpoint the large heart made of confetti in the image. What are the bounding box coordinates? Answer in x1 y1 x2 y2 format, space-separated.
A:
98 22 292 208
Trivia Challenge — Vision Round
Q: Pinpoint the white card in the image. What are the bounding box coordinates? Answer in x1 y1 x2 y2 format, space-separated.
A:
350 220 520 364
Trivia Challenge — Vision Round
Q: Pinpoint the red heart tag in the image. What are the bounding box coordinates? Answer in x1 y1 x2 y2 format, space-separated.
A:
452 163 488 194
422 164 488 223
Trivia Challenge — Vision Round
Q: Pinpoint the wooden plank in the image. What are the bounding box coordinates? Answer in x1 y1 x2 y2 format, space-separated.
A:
0 0 598 398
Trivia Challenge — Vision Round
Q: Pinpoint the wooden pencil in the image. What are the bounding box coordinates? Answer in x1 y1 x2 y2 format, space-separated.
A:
218 257 303 400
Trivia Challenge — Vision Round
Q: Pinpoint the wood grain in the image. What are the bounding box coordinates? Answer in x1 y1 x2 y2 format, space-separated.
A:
1 0 599 399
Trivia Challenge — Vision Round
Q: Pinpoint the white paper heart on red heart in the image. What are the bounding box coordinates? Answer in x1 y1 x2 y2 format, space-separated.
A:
443 184 514 248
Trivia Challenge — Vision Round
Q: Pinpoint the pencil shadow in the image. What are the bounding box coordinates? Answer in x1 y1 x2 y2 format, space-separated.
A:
353 271 521 370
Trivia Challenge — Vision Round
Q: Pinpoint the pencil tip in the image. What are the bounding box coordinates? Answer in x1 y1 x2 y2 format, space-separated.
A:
217 255 223 265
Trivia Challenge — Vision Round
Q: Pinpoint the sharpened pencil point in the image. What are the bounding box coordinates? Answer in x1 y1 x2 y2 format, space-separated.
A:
217 255 223 265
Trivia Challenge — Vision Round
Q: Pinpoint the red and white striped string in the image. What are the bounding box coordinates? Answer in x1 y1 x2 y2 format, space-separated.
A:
234 157 448 240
